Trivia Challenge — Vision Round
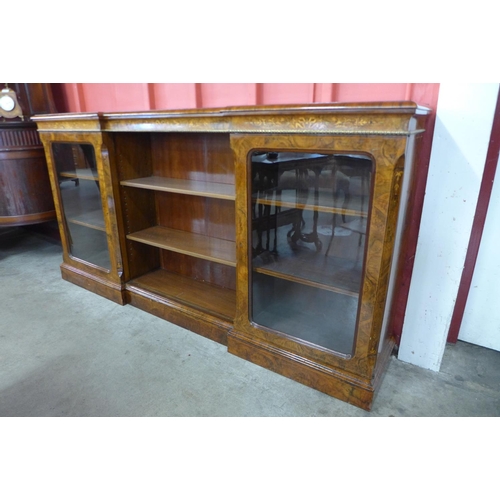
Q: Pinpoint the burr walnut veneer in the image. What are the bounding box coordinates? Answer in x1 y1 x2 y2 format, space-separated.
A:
33 103 430 410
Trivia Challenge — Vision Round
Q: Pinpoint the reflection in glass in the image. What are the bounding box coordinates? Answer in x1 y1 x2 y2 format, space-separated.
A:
52 143 111 270
250 151 372 355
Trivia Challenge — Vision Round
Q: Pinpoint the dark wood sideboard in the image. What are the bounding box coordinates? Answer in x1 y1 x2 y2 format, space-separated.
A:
0 84 57 227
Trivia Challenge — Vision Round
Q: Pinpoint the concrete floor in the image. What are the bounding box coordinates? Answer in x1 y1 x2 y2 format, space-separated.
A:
1 226 499 417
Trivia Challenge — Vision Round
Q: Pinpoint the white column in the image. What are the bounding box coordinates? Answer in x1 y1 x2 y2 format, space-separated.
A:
398 83 499 371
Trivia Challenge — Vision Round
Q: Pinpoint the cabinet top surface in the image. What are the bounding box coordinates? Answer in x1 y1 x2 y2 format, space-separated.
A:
32 101 431 135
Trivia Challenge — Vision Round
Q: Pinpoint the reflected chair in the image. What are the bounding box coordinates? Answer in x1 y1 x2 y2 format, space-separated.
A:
325 155 371 257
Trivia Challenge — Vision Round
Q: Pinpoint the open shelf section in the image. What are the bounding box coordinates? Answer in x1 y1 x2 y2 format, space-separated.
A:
59 168 99 181
121 176 235 200
127 269 236 321
127 226 236 267
67 209 106 231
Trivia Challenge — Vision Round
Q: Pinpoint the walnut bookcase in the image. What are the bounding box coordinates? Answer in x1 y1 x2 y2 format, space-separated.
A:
34 103 430 410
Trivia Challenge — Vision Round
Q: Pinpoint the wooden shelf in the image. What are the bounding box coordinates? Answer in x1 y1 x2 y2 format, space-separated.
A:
253 253 361 297
253 267 359 297
127 268 236 321
127 226 236 267
253 195 368 218
59 168 99 181
67 209 106 231
121 176 235 200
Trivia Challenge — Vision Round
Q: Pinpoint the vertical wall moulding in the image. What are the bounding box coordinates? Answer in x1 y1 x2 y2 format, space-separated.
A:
74 83 85 112
404 83 414 101
146 84 156 110
331 83 339 102
195 84 203 108
255 84 263 105
312 84 336 103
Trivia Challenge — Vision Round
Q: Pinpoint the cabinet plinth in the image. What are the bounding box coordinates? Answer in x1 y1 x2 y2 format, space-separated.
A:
34 102 430 410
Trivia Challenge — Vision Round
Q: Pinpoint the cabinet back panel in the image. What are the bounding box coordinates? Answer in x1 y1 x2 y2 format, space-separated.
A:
160 250 237 290
114 133 153 180
120 187 159 279
151 133 234 185
126 243 161 280
156 192 236 241
111 134 159 279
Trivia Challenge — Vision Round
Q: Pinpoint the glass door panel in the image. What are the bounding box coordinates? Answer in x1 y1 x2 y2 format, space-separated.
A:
250 151 372 356
52 143 111 270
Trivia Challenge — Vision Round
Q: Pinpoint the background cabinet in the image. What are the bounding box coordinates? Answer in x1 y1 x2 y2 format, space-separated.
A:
34 103 430 410
0 83 57 227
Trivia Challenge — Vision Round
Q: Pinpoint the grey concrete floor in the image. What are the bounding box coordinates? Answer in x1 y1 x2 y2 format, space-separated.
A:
1 226 499 417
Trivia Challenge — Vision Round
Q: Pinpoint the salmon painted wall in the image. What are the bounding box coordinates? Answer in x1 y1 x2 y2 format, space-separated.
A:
51 83 439 114
49 82 440 346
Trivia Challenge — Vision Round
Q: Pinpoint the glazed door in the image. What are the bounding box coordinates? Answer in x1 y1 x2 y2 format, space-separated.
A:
231 133 407 382
51 142 112 270
249 151 372 356
42 133 124 295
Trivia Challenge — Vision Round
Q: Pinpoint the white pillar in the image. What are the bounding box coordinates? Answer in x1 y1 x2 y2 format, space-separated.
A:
398 83 499 371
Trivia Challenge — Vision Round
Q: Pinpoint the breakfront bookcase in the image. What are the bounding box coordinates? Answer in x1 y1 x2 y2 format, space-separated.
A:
34 102 430 410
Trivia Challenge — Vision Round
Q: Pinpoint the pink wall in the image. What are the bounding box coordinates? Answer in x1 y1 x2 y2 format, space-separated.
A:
52 83 439 113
